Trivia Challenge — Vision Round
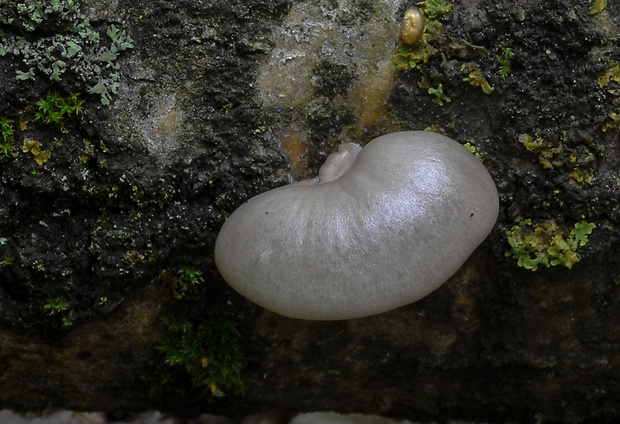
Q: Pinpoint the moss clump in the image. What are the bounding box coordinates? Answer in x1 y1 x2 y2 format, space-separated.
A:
0 116 16 159
497 47 514 81
34 92 83 133
393 1 494 102
148 315 246 399
156 266 204 300
43 296 73 327
505 219 596 271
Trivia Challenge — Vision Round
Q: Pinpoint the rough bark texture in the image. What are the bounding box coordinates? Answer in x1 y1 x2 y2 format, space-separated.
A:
0 0 619 423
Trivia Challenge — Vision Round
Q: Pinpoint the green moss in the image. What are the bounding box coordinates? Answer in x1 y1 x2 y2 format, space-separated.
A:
43 296 73 327
148 315 246 399
1 116 14 142
505 219 596 271
34 92 83 133
178 265 202 286
157 266 204 300
0 254 15 267
215 193 231 220
1 92 84 164
497 47 514 81
0 116 16 159
44 297 68 314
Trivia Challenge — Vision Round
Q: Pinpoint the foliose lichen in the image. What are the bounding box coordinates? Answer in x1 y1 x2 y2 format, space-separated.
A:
461 63 494 94
0 0 133 105
596 62 620 88
519 132 598 185
505 218 596 271
22 139 52 165
393 0 494 100
427 83 450 106
597 63 620 132
417 0 453 20
588 0 607 15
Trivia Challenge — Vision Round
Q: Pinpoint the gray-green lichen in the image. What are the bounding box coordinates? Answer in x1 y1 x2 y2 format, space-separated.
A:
0 0 133 104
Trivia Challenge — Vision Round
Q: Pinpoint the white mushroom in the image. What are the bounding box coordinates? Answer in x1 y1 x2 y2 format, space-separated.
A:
215 131 499 320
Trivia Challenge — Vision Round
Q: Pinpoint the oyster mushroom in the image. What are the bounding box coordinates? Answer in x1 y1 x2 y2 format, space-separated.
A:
215 131 499 320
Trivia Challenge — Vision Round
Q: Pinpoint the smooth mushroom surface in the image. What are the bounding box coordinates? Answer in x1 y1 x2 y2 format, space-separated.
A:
215 131 499 320
401 7 425 45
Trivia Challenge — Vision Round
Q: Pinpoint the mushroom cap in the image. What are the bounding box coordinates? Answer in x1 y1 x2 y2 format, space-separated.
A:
215 131 499 320
401 7 425 45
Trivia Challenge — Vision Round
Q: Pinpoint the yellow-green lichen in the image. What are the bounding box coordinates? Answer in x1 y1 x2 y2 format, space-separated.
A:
597 63 620 88
22 139 52 165
81 138 95 163
603 112 620 132
427 83 450 106
423 124 441 133
463 142 482 162
588 0 607 15
417 0 453 20
461 63 494 94
505 219 596 271
519 133 595 185
393 32 438 70
392 1 451 70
